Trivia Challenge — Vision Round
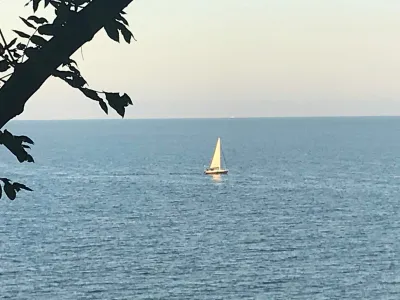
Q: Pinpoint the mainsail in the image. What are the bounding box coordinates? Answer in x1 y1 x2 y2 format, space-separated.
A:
209 137 221 169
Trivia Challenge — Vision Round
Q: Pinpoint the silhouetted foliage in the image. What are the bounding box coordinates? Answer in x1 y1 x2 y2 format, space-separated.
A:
0 0 134 200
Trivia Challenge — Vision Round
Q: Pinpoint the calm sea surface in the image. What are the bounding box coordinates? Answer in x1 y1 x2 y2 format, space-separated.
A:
1 117 400 299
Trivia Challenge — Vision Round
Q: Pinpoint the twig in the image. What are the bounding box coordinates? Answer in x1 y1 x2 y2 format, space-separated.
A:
20 28 39 63
0 29 16 64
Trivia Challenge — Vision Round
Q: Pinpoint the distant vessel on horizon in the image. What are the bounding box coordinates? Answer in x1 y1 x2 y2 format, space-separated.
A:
204 137 228 175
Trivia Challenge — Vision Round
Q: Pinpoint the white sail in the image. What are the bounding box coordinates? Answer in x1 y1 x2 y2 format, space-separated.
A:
209 137 221 169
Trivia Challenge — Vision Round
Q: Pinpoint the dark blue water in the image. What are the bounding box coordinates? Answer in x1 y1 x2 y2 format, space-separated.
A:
1 117 400 299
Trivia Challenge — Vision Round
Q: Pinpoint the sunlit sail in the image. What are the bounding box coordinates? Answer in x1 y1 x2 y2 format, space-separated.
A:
204 137 228 175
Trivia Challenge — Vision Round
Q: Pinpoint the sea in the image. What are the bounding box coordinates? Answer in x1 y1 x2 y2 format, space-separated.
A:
0 117 400 299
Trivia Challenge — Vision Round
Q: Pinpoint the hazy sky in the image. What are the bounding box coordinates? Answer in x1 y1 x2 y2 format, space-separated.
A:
2 1 400 119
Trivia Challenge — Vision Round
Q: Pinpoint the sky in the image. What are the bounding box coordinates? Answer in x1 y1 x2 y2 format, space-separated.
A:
1 0 400 119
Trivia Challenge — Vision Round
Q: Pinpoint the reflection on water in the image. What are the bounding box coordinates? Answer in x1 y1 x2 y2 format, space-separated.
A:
212 174 222 182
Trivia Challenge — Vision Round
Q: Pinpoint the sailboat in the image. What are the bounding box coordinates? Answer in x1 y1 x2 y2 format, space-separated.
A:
204 137 228 175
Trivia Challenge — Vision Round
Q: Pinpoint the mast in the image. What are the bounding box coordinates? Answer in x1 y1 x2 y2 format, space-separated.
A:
221 146 228 169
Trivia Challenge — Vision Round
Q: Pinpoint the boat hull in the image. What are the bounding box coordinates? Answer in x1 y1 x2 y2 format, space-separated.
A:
204 169 228 175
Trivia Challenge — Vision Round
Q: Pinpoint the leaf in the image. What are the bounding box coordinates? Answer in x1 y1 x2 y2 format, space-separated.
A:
0 178 10 184
30 35 47 47
68 59 77 66
99 100 108 114
105 92 132 117
26 154 34 163
33 0 41 12
79 88 102 101
0 130 34 163
0 60 9 72
119 25 133 44
6 38 17 49
121 93 133 105
104 21 120 43
10 148 27 163
69 65 80 76
62 58 78 67
38 24 54 36
27 16 48 24
4 182 16 200
116 13 129 26
19 17 37 29
115 21 135 44
53 70 86 88
70 76 86 88
13 182 33 192
16 43 26 50
0 179 32 201
49 0 60 9
13 30 30 39
15 135 34 145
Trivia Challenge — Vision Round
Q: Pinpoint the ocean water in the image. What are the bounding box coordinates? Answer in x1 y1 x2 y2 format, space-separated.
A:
1 117 400 299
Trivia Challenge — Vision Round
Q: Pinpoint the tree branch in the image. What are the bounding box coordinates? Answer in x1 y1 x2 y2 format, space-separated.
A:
0 0 133 129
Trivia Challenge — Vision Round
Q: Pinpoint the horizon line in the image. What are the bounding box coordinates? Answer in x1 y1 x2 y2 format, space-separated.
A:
11 115 400 121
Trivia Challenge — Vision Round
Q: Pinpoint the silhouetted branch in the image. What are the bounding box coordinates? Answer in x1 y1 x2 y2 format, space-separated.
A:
0 0 135 201
0 0 133 129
